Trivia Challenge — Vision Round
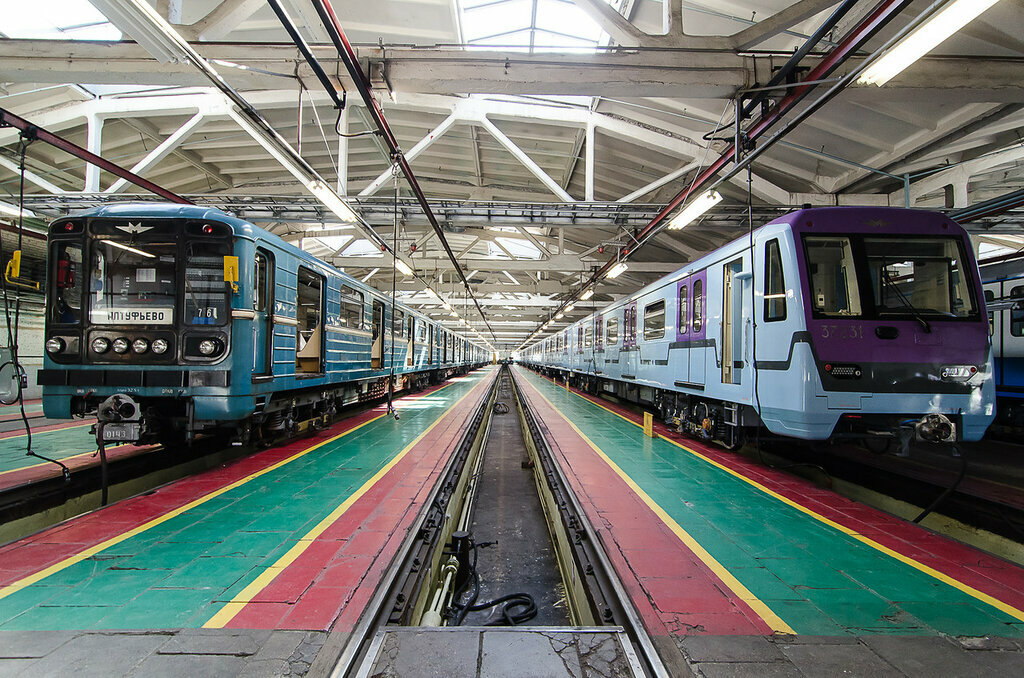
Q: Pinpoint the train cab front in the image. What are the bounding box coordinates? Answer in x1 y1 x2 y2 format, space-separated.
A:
38 210 240 444
791 209 996 446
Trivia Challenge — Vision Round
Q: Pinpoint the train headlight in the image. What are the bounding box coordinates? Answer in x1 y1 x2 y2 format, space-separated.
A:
45 337 66 354
198 339 218 356
132 338 149 354
151 339 169 355
91 337 110 354
112 337 130 354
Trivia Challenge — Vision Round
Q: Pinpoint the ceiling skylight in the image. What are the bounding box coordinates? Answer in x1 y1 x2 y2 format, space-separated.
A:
460 0 613 53
0 0 121 40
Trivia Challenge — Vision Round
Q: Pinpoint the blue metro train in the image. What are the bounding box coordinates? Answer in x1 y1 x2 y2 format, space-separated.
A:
522 207 995 449
982 254 1024 428
40 203 488 444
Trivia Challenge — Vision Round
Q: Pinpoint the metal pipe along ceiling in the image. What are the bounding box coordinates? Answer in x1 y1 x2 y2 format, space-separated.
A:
308 0 496 341
524 0 917 346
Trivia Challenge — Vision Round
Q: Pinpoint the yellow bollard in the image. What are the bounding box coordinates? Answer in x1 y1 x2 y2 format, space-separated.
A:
643 412 654 438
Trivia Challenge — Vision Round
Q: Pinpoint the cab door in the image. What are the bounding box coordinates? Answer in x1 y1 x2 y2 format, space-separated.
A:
372 299 385 369
252 249 273 376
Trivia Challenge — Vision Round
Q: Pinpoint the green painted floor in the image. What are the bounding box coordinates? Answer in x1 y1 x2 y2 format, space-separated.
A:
0 424 96 474
517 368 1024 638
0 368 491 630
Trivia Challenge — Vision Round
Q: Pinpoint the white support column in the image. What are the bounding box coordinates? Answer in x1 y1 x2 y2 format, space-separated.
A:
359 112 458 196
336 106 349 196
105 112 205 194
479 117 574 203
0 156 66 194
585 121 595 202
84 113 103 192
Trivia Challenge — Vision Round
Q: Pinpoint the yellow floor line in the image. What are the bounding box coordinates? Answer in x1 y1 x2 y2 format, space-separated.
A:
203 371 496 628
0 411 394 601
519 373 793 634
517 368 1024 624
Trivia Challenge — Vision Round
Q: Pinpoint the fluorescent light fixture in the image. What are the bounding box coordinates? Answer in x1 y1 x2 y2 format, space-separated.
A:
442 301 453 311
307 179 359 223
580 288 594 301
608 262 628 279
104 240 155 259
0 201 33 219
555 312 564 319
394 258 413 276
667 190 722 230
564 304 574 312
450 310 458 317
858 0 1001 86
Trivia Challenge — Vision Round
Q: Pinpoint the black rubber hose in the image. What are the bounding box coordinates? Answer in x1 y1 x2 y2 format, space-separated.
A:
913 446 967 524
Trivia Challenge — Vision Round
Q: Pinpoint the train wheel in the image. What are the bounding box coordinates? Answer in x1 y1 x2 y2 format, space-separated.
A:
862 436 893 455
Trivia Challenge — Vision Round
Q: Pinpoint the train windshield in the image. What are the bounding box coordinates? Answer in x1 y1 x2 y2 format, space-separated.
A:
804 235 977 319
89 240 177 325
864 237 976 318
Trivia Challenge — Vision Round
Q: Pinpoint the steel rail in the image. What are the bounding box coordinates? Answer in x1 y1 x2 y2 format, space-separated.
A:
308 0 496 342
0 107 190 205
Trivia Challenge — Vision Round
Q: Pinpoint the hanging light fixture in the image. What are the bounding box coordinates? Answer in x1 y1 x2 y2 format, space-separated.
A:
858 0 1002 87
607 262 628 279
667 190 722 230
580 288 594 301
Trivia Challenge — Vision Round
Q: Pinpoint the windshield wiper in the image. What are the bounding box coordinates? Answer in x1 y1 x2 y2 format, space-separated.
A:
880 259 931 333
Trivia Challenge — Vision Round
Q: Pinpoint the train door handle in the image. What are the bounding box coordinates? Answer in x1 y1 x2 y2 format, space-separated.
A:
875 326 899 340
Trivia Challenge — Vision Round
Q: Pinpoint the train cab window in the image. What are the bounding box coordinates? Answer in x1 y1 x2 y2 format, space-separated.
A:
692 280 703 333
764 239 787 322
606 316 619 344
185 241 231 326
295 267 324 374
678 285 688 334
864 237 976 318
805 237 862 317
644 300 665 340
90 239 177 326
254 251 270 312
339 283 363 330
51 242 83 324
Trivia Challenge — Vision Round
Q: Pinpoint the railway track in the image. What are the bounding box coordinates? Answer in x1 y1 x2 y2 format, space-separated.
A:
314 364 669 678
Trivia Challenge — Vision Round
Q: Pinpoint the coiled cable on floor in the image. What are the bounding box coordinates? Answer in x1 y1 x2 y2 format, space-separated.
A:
492 402 510 415
448 538 538 627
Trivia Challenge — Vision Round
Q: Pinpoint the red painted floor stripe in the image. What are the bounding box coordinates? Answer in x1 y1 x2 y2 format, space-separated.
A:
223 372 497 631
517 373 772 637
527 370 1024 617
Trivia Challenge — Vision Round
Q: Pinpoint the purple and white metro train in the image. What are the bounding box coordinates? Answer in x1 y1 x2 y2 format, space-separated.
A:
521 207 995 450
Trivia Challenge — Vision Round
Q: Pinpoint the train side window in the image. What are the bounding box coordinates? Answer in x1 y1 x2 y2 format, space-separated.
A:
584 325 593 348
1011 309 1024 337
678 285 688 334
692 280 703 333
984 289 995 302
644 300 665 340
296 267 324 374
764 239 787 322
606 316 619 344
339 283 363 329
394 309 406 337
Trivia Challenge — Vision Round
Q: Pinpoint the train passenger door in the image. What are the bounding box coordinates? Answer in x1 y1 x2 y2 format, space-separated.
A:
689 274 706 387
252 249 273 376
372 299 385 369
622 302 638 378
295 267 324 374
673 279 690 385
407 317 415 366
428 324 435 364
722 259 745 385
